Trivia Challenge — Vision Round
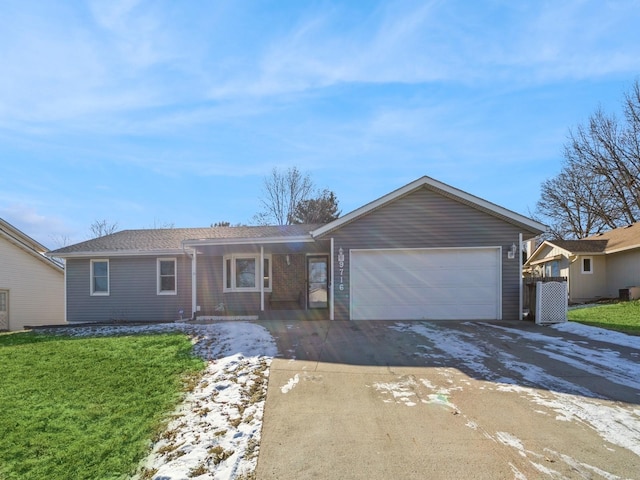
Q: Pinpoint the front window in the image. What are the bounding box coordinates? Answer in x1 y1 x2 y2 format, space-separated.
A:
91 259 109 296
224 254 271 292
235 257 256 288
157 258 177 295
582 257 593 274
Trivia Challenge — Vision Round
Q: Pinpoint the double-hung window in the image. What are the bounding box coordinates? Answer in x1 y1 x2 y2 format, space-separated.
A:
91 259 109 296
224 254 271 292
157 258 177 295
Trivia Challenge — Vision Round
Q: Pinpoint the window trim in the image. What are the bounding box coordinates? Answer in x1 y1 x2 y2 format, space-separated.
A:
157 258 177 295
581 256 593 274
90 259 110 296
223 254 272 292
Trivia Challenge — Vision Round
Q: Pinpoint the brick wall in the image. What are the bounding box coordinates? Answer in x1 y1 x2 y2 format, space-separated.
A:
272 254 306 305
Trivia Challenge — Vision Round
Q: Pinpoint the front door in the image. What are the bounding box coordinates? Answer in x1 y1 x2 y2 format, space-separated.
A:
308 256 329 309
0 290 8 331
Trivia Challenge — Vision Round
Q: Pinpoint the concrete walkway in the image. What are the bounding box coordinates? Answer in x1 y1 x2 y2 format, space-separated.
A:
254 320 640 479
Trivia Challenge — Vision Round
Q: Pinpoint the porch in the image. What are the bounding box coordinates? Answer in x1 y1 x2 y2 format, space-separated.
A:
184 234 332 320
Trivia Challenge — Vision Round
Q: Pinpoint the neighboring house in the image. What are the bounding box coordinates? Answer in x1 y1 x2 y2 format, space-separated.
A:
50 176 546 323
0 218 65 331
524 222 640 304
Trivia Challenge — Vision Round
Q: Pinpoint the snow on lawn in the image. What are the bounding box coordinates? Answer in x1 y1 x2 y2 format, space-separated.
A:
38 322 276 480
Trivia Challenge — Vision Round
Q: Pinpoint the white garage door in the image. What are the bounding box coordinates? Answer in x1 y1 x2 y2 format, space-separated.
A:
351 248 501 320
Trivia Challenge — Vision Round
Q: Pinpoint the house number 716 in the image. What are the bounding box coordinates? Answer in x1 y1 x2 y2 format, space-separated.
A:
338 247 345 291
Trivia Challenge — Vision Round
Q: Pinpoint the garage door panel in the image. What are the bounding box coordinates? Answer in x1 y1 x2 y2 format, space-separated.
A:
354 284 498 304
351 248 500 321
364 268 496 288
353 303 498 321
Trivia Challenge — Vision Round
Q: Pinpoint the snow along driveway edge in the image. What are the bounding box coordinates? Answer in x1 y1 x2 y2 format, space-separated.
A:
38 321 277 480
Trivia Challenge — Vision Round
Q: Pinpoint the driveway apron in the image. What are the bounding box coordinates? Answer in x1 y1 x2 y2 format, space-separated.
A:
255 320 640 480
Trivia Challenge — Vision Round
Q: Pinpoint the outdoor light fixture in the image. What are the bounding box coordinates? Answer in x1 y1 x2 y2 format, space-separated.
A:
508 243 517 259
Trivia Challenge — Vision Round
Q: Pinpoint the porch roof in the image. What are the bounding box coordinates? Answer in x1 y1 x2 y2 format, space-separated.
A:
182 224 327 255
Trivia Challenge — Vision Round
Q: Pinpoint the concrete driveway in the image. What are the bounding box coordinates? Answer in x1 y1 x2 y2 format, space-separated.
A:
254 320 640 480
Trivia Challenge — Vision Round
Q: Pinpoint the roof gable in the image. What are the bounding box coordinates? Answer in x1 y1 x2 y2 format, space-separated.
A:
0 218 63 273
311 176 546 237
525 239 608 267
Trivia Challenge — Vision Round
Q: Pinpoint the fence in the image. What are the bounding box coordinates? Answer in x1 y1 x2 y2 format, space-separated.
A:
523 277 567 320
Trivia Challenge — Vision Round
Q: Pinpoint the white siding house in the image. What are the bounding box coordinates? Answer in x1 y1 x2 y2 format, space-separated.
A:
525 222 640 304
0 218 65 331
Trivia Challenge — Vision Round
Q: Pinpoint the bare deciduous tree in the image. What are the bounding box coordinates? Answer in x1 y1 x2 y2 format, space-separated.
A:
89 219 118 238
49 233 71 249
535 167 613 239
536 79 640 238
254 166 314 225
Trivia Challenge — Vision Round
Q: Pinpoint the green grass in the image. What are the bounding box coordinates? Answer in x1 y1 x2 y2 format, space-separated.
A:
0 331 205 480
568 300 640 334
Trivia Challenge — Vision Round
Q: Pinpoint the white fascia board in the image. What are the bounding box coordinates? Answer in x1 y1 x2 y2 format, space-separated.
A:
604 243 640 255
182 235 315 247
524 240 570 267
52 249 186 259
0 219 49 252
0 229 64 273
312 176 547 237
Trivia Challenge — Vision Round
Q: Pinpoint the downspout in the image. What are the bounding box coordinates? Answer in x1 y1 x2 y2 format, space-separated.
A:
63 258 67 324
182 243 198 320
518 233 523 321
330 237 334 321
190 248 197 319
260 245 265 312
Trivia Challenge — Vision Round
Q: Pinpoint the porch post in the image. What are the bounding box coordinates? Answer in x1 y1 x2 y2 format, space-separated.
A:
191 249 197 319
330 237 334 320
260 245 265 312
518 233 523 321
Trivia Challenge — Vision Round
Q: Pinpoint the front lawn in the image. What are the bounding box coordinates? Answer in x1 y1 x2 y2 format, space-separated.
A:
0 331 204 480
568 300 640 334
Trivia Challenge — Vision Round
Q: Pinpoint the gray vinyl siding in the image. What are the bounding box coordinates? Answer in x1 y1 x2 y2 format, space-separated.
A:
326 187 525 320
66 256 192 323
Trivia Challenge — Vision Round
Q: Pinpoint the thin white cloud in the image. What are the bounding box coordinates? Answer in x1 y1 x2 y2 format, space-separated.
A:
2 0 638 131
208 0 640 100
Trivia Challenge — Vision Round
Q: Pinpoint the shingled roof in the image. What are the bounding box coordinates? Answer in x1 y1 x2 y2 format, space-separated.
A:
550 240 609 254
541 222 640 256
49 224 323 257
582 222 640 253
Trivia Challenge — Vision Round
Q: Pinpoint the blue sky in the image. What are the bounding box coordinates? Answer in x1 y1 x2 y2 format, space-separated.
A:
2 0 640 247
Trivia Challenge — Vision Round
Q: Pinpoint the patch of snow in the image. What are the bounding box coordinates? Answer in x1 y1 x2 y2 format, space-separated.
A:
280 374 300 394
530 461 561 477
371 377 419 406
552 321 640 349
38 322 277 480
484 323 640 392
509 462 528 480
394 321 640 465
546 448 626 480
496 431 526 455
